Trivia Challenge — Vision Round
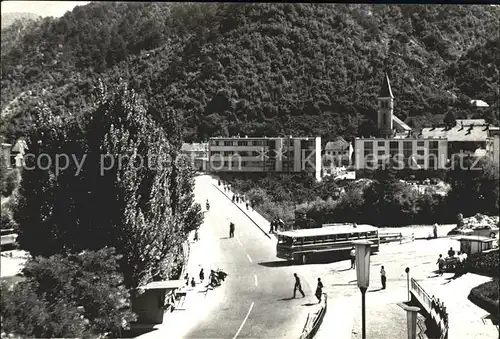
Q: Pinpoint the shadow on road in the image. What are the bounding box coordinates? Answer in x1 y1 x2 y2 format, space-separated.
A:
259 260 299 267
278 297 296 301
219 237 230 239
302 302 318 306
368 288 384 293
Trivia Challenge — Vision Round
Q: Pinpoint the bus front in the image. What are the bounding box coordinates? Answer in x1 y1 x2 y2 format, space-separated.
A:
276 234 295 260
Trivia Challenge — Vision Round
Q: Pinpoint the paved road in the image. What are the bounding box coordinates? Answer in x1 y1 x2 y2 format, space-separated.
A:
185 175 316 339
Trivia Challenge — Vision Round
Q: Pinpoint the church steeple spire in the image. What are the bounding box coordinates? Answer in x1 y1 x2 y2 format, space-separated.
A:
379 72 394 98
377 73 394 137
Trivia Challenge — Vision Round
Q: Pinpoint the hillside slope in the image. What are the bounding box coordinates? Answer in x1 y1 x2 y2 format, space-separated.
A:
1 3 499 142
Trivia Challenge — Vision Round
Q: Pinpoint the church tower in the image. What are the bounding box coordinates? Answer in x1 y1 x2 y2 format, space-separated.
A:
377 73 394 137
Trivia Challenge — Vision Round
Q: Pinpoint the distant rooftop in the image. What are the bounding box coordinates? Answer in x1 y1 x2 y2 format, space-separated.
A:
181 142 208 152
421 119 495 142
470 99 489 108
325 137 350 150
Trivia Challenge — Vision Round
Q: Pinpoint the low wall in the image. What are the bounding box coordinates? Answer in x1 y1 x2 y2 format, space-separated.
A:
299 293 327 339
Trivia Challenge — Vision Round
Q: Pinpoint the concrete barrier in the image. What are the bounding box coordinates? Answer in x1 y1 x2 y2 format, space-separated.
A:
299 293 328 339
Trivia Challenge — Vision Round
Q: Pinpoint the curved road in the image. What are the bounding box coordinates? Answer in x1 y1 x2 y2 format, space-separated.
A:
186 175 316 339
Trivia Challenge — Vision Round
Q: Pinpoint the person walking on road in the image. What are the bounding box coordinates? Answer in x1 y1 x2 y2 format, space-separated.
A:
232 195 235 202
437 254 445 276
293 273 305 298
229 222 235 238
199 268 205 282
448 247 455 258
246 201 249 210
350 247 356 269
315 278 323 303
269 219 275 234
380 266 386 289
433 224 438 239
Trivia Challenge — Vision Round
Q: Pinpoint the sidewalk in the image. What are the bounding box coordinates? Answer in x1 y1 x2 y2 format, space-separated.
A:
211 179 276 242
137 210 221 338
419 273 499 339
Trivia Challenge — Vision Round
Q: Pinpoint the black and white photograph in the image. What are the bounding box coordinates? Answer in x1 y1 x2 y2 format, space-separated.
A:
1 2 499 339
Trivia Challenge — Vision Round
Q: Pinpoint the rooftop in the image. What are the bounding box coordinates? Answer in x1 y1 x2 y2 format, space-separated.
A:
421 120 495 142
277 224 378 238
181 143 208 152
325 138 350 150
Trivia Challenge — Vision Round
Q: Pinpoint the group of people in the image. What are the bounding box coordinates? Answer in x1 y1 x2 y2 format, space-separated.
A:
185 267 227 290
293 273 324 304
269 217 284 234
436 247 468 276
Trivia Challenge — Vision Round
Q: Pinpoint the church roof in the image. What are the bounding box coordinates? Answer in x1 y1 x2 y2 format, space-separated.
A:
379 73 393 98
392 115 412 132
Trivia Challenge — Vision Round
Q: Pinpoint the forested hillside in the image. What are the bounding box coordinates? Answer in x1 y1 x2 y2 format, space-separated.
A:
1 3 499 142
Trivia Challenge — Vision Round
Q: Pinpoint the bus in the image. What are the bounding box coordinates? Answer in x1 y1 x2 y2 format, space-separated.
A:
276 223 379 264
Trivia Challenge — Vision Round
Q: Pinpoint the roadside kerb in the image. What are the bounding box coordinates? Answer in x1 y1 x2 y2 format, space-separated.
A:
210 180 272 240
299 293 328 339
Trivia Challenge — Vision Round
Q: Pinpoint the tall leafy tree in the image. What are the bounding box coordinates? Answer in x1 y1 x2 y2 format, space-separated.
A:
15 81 203 288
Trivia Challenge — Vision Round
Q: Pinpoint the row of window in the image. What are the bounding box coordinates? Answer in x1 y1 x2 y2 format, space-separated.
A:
365 140 439 149
278 232 378 246
210 140 267 146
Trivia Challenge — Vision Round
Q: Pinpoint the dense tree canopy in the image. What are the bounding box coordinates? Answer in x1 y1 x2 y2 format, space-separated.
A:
1 3 499 143
14 81 203 288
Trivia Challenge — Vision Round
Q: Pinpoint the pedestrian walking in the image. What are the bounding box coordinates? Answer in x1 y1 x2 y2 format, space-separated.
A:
436 254 445 276
185 273 189 286
251 201 255 210
191 277 196 288
293 273 305 298
246 201 249 210
380 266 386 289
350 247 356 269
433 224 438 239
229 222 235 238
315 278 323 303
269 219 275 234
218 180 221 186
235 195 239 203
199 268 205 282
232 195 235 202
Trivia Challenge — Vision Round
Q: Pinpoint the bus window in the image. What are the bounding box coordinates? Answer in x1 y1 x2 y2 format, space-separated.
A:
360 232 367 238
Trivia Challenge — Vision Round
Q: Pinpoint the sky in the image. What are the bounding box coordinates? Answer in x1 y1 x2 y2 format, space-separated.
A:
1 1 91 18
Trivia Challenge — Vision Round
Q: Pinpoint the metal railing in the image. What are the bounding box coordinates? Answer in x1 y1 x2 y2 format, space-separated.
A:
410 278 449 339
299 293 327 339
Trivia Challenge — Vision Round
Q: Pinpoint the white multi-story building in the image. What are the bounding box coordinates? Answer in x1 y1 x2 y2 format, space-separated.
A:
354 74 448 170
208 136 322 181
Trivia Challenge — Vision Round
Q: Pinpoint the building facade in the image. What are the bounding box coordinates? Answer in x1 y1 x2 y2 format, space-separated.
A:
354 137 448 170
208 136 322 181
355 74 448 170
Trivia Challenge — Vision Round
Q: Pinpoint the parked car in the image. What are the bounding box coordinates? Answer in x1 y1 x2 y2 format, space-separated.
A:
471 225 499 238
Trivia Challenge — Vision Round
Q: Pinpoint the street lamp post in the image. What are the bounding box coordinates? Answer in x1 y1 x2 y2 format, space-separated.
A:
354 240 372 339
405 267 410 302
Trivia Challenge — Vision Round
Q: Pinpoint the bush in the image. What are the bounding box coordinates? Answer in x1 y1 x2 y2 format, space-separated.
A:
465 250 499 277
0 248 137 338
1 212 17 231
469 279 499 318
